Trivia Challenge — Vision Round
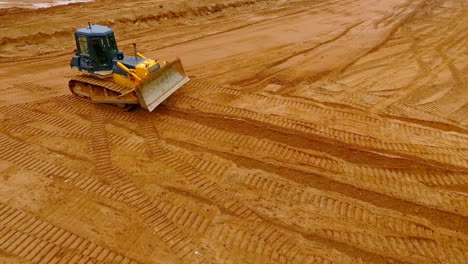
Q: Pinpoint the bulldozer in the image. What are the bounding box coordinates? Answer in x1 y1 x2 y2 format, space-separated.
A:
69 23 189 111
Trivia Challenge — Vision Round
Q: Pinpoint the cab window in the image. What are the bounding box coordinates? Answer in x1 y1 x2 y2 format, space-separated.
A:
77 36 89 56
91 38 108 66
107 35 118 54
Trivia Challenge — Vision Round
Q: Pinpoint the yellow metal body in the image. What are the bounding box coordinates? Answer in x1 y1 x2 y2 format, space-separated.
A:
72 52 189 111
114 57 163 88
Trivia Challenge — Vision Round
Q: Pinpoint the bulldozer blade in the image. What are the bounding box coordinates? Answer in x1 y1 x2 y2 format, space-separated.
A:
136 58 190 112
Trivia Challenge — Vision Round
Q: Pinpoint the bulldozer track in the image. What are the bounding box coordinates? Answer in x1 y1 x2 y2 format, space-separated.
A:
12 82 53 94
155 116 468 215
248 92 467 144
0 133 41 155
1 102 143 152
0 83 58 107
148 147 356 264
107 134 145 152
140 119 367 264
448 104 468 123
70 75 134 94
0 203 140 264
316 229 466 264
151 129 466 245
237 176 467 263
35 96 94 116
243 173 466 246
2 116 142 153
240 92 468 149
39 95 142 123
165 95 468 169
214 247 275 264
179 154 228 177
159 146 466 246
0 134 121 201
352 166 468 187
2 119 214 245
1 105 89 136
239 173 305 202
88 109 215 264
186 80 377 122
157 116 343 173
155 200 212 235
208 224 307 264
387 102 461 126
2 123 87 139
184 80 242 96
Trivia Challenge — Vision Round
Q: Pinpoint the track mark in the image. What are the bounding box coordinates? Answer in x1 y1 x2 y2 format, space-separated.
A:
1 105 88 135
140 118 368 264
0 133 120 201
0 203 139 264
163 146 467 247
165 95 468 169
32 95 142 123
155 115 468 216
2 123 87 139
107 133 145 152
88 108 215 264
316 229 466 264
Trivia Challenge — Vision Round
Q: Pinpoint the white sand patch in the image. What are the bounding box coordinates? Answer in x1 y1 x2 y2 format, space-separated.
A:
0 0 93 9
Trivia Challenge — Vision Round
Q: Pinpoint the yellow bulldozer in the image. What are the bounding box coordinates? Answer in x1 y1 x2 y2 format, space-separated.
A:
69 23 189 111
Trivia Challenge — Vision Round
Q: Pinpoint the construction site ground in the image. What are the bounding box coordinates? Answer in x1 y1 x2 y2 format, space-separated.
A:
0 0 467 263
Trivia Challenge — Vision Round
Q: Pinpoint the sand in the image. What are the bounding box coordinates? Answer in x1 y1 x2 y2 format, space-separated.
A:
0 0 467 263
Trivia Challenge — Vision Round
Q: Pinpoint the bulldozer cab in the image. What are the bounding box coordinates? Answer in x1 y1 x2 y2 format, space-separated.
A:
72 25 118 74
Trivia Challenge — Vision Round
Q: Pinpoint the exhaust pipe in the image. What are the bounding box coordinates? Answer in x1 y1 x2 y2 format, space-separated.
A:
133 43 138 63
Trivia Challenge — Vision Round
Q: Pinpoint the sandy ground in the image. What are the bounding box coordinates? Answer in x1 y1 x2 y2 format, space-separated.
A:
0 0 467 263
